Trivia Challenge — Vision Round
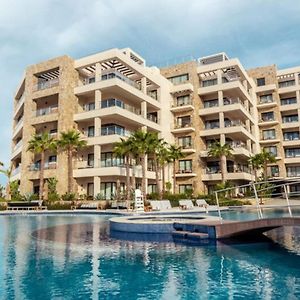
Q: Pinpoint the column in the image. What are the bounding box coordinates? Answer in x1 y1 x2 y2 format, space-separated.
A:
295 73 299 86
93 176 101 197
141 77 147 94
220 133 225 145
157 87 161 102
94 117 101 137
216 69 222 85
95 90 101 109
218 90 223 107
246 140 252 152
94 144 101 168
95 62 102 82
219 112 224 129
141 101 147 118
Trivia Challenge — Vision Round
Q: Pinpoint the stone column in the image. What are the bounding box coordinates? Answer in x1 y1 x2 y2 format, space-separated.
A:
219 112 224 128
95 90 101 109
95 62 102 82
218 90 223 107
216 69 222 85
94 117 101 137
94 176 101 197
141 77 147 94
94 144 101 168
141 101 147 118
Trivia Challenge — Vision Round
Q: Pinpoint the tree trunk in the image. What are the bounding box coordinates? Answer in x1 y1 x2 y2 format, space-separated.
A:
141 155 146 201
173 161 176 194
162 164 165 197
220 155 227 184
6 183 11 201
67 148 73 193
39 151 45 200
131 157 136 195
263 163 268 180
154 154 161 199
125 156 131 200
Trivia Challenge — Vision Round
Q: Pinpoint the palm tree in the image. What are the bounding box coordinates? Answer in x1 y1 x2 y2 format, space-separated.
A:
113 138 131 201
260 149 276 180
158 144 171 197
57 130 87 194
168 144 185 194
27 133 57 200
129 130 156 200
0 164 13 200
208 142 233 184
248 154 262 182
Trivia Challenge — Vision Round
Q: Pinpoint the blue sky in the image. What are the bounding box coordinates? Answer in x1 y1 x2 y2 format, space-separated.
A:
1 0 300 185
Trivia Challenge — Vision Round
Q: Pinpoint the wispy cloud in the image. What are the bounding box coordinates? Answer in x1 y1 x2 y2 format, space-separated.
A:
1 0 300 184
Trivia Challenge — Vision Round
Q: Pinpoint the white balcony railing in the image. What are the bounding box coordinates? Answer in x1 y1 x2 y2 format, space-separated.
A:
35 106 58 117
13 140 23 151
35 78 59 91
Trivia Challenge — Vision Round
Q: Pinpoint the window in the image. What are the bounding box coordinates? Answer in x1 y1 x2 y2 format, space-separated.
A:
179 160 192 173
287 166 300 177
101 152 124 167
279 80 295 88
206 162 219 173
87 183 94 197
261 112 274 122
48 155 57 163
290 184 300 193
282 114 298 123
50 128 57 134
87 126 95 137
147 184 157 194
281 97 297 105
168 74 189 85
85 102 95 111
179 184 193 194
101 98 124 108
268 165 279 177
285 148 300 158
264 146 277 156
202 79 217 87
147 158 155 171
178 136 192 148
259 94 273 104
204 99 218 108
283 131 300 141
262 129 276 140
101 124 125 136
176 95 190 106
257 78 265 86
87 154 94 167
177 116 191 128
205 120 220 129
100 182 125 200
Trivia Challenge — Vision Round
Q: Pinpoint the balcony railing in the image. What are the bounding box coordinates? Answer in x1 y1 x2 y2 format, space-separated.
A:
227 141 247 149
100 126 132 137
173 99 193 108
12 166 21 176
225 120 246 128
260 116 275 122
102 98 141 115
35 78 59 91
101 159 125 168
13 140 23 151
35 106 58 117
15 95 25 112
147 114 158 123
147 90 158 100
29 162 57 171
14 117 24 130
177 169 194 174
179 143 194 149
174 122 193 129
203 101 218 108
101 69 141 90
223 97 244 106
206 165 250 174
205 123 220 130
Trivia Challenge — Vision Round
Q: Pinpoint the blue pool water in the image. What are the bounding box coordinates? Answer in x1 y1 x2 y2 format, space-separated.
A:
0 214 299 299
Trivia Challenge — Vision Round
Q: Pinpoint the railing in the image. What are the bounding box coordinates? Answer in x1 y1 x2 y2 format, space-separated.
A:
147 90 158 100
101 98 141 115
13 140 23 151
173 99 193 107
203 101 218 108
259 98 274 104
29 162 57 171
179 143 194 149
101 69 141 90
35 106 58 117
225 120 246 128
100 159 125 168
147 114 158 123
14 118 23 131
206 166 250 174
84 103 96 111
260 116 275 122
174 122 193 129
35 78 59 91
100 127 132 137
279 80 295 88
205 123 220 129
223 97 244 106
177 169 194 174
76 160 95 169
12 166 21 176
15 95 25 112
227 141 247 149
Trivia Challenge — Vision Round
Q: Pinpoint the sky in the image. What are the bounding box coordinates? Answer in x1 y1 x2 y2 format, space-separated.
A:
1 0 300 185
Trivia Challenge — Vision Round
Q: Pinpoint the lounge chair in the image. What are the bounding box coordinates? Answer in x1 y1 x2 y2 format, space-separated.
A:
149 200 172 211
196 199 209 209
7 201 47 211
150 200 160 211
179 199 194 210
160 200 172 210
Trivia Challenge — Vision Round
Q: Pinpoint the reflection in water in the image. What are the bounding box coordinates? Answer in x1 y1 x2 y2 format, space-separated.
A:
0 215 299 299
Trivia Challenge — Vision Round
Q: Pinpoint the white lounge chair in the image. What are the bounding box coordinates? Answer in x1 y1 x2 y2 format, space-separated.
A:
161 200 172 210
196 199 209 208
179 199 194 210
150 200 160 211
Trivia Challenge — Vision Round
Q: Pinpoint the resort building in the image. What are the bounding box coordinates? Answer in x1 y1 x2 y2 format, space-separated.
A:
10 48 300 198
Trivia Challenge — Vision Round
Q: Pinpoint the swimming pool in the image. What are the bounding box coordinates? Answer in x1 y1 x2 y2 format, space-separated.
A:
0 214 299 299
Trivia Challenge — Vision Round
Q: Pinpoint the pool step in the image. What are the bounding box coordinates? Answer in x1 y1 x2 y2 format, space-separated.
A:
172 231 209 240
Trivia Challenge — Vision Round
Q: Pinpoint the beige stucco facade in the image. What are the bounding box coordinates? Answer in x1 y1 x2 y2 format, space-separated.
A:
10 49 300 198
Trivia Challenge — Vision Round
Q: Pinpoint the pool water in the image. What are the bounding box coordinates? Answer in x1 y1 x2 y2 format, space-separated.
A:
0 214 299 299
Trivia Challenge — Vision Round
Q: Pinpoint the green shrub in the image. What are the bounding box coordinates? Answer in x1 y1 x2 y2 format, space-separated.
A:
22 193 39 202
0 204 6 211
61 193 76 201
48 192 60 202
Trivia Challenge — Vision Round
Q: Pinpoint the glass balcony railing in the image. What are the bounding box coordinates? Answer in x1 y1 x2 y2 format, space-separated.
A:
35 78 59 91
12 166 21 176
100 126 132 137
29 162 57 171
13 140 23 151
35 106 58 117
173 99 193 107
177 169 194 174
179 143 194 149
225 120 246 128
100 159 125 168
175 122 193 129
101 98 141 115
205 123 220 129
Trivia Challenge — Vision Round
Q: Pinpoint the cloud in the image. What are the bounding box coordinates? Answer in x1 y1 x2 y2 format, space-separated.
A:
0 0 300 185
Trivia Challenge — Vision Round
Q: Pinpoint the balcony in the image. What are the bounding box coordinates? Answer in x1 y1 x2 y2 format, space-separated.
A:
256 83 277 93
281 119 299 129
13 118 24 136
260 135 280 144
282 138 300 147
14 95 25 116
170 83 194 94
179 143 196 154
258 117 278 127
11 140 23 159
171 122 195 134
35 78 59 91
225 119 246 129
170 99 194 113
29 162 57 171
202 167 252 181
175 169 197 178
35 106 58 117
11 166 21 181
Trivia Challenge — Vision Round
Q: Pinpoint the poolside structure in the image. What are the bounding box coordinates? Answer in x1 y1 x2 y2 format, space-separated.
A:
10 48 300 198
